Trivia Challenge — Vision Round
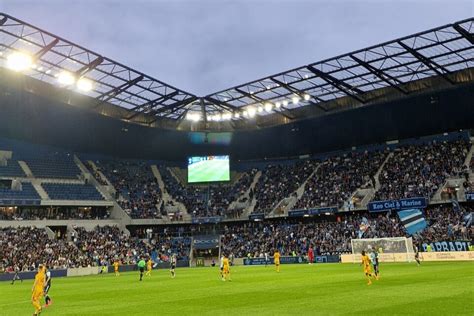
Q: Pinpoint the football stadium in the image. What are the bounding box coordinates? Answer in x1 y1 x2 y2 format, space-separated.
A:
0 2 473 315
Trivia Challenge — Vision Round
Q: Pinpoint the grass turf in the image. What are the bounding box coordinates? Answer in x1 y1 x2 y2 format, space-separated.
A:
188 159 229 183
1 262 473 315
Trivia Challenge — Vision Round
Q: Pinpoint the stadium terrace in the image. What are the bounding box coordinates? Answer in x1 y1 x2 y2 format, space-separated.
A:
0 12 473 316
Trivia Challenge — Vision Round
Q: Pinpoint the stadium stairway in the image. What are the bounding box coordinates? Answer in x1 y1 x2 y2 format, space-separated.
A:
18 160 33 177
238 170 262 218
354 152 393 208
268 163 321 217
151 165 191 222
31 180 50 199
74 156 115 199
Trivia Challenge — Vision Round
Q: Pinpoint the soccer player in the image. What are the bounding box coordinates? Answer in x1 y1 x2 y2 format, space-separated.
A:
370 249 380 279
308 246 314 265
222 254 231 281
31 264 46 316
44 266 53 308
11 265 22 285
414 244 421 266
145 258 153 276
113 260 120 276
138 258 146 281
219 254 224 278
274 249 281 273
264 252 269 267
170 254 177 278
361 251 374 285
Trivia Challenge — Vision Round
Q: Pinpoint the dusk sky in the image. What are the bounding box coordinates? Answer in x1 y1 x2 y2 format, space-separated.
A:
2 0 473 95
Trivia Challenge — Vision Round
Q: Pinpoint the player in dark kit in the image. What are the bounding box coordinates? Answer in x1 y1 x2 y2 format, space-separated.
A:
43 266 53 307
170 254 177 278
414 245 421 266
11 265 22 284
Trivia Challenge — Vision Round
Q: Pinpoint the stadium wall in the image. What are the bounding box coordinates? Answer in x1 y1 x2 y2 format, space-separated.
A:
0 74 473 161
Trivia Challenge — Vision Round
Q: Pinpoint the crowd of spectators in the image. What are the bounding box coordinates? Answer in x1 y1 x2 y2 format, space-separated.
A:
97 161 163 219
0 206 109 220
296 151 386 210
0 227 89 271
375 140 469 201
221 203 473 257
160 166 257 218
253 160 316 214
86 161 109 186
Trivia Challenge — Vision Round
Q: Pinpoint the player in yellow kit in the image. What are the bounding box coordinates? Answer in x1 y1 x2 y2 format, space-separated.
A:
221 254 231 281
113 260 120 276
274 249 281 273
145 258 153 276
361 251 374 285
31 264 45 316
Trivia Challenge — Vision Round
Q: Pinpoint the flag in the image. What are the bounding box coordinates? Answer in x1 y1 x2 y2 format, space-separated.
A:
358 217 370 238
464 212 473 228
451 199 461 212
398 209 427 235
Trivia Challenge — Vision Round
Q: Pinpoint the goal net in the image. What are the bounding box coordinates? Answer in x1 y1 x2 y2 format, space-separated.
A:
351 237 414 261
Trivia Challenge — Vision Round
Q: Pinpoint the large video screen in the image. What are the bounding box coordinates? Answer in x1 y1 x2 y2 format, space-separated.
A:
188 155 230 183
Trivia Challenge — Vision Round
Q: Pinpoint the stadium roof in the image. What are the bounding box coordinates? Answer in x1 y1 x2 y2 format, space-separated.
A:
0 13 473 127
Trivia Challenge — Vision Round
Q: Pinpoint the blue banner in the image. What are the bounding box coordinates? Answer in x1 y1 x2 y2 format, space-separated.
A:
288 207 338 217
422 240 471 252
191 216 222 224
307 207 338 215
249 213 265 220
466 192 474 201
243 256 305 265
368 197 427 212
243 255 339 265
288 210 306 217
398 208 427 235
0 199 41 206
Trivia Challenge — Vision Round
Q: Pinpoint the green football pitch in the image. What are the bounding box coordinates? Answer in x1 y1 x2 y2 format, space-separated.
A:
1 262 473 315
188 159 229 183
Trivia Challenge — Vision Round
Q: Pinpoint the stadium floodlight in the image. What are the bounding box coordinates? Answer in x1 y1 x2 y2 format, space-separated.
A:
186 112 200 122
243 110 248 117
7 52 33 71
77 77 93 92
275 102 281 109
282 100 289 106
292 96 300 104
222 113 232 120
215 114 222 121
234 112 240 118
264 103 273 112
257 106 263 113
247 107 256 118
57 71 75 85
304 94 311 101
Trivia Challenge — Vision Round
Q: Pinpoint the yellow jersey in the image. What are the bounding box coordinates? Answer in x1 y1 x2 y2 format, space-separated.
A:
113 262 120 270
361 255 371 267
274 252 281 263
223 257 230 268
33 270 45 295
147 260 153 268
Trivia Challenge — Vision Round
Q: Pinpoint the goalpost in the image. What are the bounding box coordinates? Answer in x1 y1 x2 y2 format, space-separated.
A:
351 237 415 262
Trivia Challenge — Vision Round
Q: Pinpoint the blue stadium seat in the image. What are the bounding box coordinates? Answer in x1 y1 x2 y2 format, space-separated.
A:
42 183 104 200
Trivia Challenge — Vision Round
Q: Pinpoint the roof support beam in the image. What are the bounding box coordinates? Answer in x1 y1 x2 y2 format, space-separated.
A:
75 56 104 77
453 24 474 45
307 65 366 103
93 75 144 109
350 55 409 95
0 16 7 26
126 91 180 120
235 87 294 120
204 96 239 112
270 77 328 112
34 39 59 59
398 41 455 84
148 97 197 124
